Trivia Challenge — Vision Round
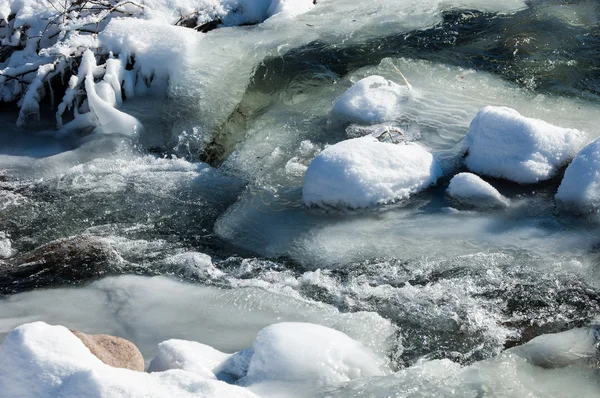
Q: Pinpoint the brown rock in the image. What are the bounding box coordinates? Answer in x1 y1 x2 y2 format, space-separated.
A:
71 330 145 371
0 235 124 295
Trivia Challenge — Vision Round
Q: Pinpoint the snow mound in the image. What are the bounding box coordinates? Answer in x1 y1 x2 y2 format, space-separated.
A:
447 172 509 208
333 75 411 124
462 106 585 184
240 322 387 385
303 136 442 208
0 322 258 398
555 137 600 213
149 339 231 379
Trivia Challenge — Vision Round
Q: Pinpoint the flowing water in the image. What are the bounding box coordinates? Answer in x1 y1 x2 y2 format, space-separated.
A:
2 0 600 396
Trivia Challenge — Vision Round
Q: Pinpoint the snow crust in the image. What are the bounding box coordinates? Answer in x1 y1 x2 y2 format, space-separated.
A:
462 106 585 183
333 75 411 124
303 136 442 208
447 172 509 208
555 137 600 212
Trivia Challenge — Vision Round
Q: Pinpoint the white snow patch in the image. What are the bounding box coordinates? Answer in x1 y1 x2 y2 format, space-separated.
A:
240 322 388 386
462 106 585 184
303 136 442 208
333 75 411 124
0 321 258 398
447 172 509 208
555 137 600 213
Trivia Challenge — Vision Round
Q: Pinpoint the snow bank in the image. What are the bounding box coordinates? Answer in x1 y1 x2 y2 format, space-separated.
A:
462 106 585 183
0 320 387 396
333 75 411 124
0 322 258 398
555 137 600 212
303 136 442 208
447 172 509 208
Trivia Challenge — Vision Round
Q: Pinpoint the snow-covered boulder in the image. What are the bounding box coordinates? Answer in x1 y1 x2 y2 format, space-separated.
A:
333 76 410 124
447 172 509 208
0 322 258 398
555 137 600 212
303 136 442 208
462 106 585 184
149 339 231 379
240 322 387 385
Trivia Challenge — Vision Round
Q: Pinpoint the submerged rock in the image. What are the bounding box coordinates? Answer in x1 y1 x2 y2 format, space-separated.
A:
302 136 442 209
555 136 600 213
71 330 145 371
446 172 509 209
0 235 123 295
462 106 585 184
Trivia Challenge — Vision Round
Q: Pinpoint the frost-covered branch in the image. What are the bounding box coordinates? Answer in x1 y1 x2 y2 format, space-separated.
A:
0 0 144 128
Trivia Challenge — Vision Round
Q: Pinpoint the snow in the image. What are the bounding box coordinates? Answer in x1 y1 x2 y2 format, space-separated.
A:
555 137 600 212
0 320 385 397
447 172 509 208
0 321 258 398
333 75 411 124
149 339 231 379
81 50 142 136
302 136 442 208
462 106 585 183
240 322 387 386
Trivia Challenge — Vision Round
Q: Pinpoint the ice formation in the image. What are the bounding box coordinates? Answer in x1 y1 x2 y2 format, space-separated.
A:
447 172 509 208
462 106 585 183
555 137 600 212
302 136 442 208
512 326 600 369
333 75 411 124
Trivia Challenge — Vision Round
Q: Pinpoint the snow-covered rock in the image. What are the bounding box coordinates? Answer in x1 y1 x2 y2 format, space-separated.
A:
462 106 585 184
240 322 387 385
555 137 600 212
303 136 442 208
447 172 509 208
0 322 259 398
333 75 411 124
149 339 231 379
